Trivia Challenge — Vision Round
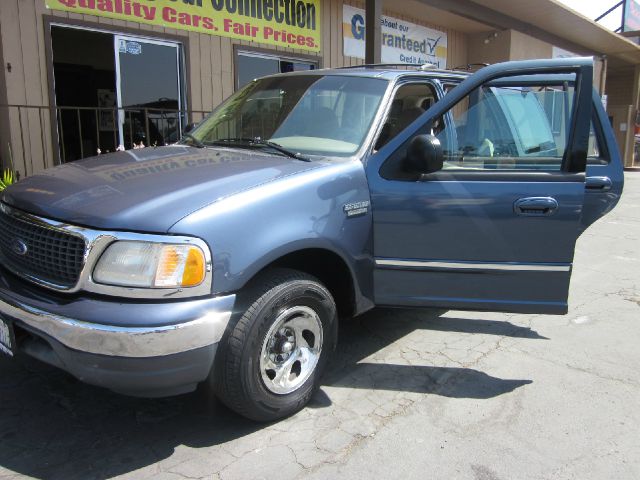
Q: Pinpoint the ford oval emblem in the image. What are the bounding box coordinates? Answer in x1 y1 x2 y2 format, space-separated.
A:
10 238 28 256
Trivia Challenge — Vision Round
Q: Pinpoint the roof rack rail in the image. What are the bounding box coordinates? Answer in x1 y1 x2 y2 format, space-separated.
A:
336 63 441 71
452 63 490 71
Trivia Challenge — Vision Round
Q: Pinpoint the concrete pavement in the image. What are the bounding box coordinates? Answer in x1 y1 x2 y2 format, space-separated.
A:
1 174 639 480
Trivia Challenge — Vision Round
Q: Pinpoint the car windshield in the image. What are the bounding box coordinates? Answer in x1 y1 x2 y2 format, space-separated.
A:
186 75 389 157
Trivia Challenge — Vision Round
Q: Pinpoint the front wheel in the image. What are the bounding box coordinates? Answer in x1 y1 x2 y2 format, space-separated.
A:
214 269 338 422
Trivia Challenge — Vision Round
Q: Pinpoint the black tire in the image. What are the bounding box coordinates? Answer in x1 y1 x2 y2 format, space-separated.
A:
213 268 338 422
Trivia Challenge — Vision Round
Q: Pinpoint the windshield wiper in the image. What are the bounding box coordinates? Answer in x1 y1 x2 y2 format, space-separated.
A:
209 137 310 161
182 132 205 148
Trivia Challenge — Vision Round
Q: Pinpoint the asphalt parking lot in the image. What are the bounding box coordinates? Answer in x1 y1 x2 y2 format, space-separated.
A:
1 174 639 480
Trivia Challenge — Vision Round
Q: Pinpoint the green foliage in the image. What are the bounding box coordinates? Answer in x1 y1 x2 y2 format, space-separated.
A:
0 169 16 192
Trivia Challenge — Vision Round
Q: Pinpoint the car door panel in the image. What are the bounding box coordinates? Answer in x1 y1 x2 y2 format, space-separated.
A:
582 89 624 228
372 176 584 314
485 77 624 227
366 58 595 314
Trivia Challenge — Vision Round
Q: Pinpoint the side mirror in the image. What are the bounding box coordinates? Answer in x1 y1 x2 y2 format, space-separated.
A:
184 122 197 133
405 134 443 175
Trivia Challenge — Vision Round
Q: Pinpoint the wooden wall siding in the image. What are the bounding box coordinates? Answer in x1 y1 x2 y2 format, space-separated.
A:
0 0 467 176
606 72 635 108
0 0 52 176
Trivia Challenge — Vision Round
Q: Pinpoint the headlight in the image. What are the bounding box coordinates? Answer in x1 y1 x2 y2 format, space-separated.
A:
93 241 207 288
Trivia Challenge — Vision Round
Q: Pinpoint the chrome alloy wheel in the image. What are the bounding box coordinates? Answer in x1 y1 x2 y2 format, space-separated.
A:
259 305 324 395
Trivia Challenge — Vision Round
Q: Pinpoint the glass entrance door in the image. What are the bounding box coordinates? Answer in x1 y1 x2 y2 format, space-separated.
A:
114 35 183 148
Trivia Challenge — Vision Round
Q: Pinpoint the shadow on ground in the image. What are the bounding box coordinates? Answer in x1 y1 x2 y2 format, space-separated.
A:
324 308 536 398
0 308 538 479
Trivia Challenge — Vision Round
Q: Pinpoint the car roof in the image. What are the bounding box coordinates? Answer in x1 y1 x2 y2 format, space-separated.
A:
258 62 580 85
263 65 471 83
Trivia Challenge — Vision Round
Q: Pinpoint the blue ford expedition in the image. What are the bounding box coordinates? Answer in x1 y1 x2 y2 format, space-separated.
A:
0 58 623 421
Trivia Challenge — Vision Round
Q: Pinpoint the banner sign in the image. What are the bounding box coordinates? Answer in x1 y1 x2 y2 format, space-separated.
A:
45 0 322 52
624 0 640 32
343 5 447 68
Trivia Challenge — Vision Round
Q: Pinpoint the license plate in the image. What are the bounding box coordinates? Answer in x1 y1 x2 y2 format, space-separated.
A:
0 316 15 357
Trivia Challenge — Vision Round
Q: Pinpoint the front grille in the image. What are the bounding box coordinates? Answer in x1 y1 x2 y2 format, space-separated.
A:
0 207 86 288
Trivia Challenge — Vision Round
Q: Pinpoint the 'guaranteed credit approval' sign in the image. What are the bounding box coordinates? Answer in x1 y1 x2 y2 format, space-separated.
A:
343 5 447 68
45 0 322 52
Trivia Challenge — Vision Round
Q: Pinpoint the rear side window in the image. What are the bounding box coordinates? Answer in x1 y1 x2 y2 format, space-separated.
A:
540 85 606 161
375 82 438 150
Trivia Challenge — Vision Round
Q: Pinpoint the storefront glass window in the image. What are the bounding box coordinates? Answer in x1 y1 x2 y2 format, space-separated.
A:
236 51 316 89
115 36 183 147
51 25 185 161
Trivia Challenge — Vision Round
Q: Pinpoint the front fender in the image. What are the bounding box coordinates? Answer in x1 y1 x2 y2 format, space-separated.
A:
169 159 374 311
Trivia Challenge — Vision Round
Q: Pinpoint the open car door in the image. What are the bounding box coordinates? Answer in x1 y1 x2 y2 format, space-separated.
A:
367 57 616 314
486 73 624 229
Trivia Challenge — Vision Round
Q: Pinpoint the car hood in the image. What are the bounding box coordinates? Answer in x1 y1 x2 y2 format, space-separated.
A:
2 146 323 232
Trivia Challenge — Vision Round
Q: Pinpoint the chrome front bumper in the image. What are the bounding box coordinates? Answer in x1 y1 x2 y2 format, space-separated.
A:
0 293 235 358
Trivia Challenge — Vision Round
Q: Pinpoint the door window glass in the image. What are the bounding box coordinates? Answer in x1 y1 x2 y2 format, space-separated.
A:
435 82 576 171
588 123 600 158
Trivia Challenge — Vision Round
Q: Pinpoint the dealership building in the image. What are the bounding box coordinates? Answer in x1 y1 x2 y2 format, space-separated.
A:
0 0 639 177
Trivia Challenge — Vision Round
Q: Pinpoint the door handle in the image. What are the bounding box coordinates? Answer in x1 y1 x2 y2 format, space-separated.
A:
585 176 612 191
514 197 559 216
